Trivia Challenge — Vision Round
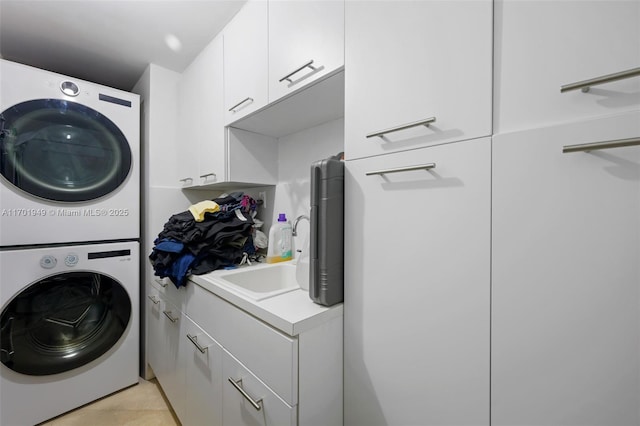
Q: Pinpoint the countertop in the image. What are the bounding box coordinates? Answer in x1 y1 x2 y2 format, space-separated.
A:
188 261 343 336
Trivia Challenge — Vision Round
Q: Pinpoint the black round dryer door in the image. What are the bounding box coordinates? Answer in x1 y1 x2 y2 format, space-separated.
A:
0 99 132 202
0 272 132 376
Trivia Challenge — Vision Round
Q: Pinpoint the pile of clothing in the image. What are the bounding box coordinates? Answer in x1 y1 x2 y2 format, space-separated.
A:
149 192 259 288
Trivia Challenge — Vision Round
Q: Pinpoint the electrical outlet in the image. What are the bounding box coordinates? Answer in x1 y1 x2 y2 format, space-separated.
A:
258 191 267 209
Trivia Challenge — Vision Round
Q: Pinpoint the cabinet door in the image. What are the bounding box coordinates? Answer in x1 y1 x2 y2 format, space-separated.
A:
222 350 296 426
177 35 225 187
268 0 344 102
494 0 640 133
177 57 200 186
196 35 225 186
145 284 164 378
224 0 268 124
184 317 223 426
492 112 640 426
344 138 491 426
152 296 186 423
344 0 492 160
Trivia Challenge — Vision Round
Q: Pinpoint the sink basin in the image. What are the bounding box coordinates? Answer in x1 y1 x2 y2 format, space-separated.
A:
216 263 300 301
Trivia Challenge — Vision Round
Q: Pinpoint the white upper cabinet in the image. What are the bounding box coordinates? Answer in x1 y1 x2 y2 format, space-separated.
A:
178 35 226 187
268 0 344 103
197 36 226 186
224 0 269 125
494 0 640 134
344 0 493 160
177 59 200 186
178 32 277 189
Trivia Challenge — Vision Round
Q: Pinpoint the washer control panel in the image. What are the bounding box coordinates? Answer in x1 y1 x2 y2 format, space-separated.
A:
39 253 81 269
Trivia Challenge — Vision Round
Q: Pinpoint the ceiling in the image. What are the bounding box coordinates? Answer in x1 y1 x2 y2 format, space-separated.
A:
0 0 247 91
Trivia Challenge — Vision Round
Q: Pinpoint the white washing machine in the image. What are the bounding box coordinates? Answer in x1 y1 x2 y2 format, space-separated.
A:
0 241 139 426
0 59 140 246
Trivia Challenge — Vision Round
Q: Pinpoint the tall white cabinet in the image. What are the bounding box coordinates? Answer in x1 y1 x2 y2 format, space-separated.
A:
343 1 493 425
492 1 640 425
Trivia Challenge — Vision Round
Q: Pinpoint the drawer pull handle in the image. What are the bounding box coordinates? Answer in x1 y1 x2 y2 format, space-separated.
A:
199 172 216 179
162 310 179 323
228 377 263 411
279 59 317 83
563 137 640 153
560 67 640 93
228 97 254 112
366 163 436 176
147 295 160 305
366 117 436 139
154 278 168 288
186 334 209 353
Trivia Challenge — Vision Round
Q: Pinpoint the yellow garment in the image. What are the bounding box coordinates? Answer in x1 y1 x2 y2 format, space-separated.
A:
188 200 220 222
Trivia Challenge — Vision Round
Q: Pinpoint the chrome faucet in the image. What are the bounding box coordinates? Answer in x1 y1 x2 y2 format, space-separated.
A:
292 214 310 237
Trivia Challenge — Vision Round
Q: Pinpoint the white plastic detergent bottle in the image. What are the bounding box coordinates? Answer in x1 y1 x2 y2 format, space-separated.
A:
266 213 292 263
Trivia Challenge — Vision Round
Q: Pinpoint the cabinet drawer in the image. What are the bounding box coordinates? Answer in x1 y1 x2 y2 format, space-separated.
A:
223 350 296 426
494 0 640 133
188 283 298 405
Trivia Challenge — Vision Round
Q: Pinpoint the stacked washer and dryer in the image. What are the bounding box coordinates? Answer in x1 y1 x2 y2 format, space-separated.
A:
0 60 140 425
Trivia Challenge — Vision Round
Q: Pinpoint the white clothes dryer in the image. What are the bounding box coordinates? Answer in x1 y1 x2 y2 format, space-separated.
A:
0 241 139 426
0 59 140 246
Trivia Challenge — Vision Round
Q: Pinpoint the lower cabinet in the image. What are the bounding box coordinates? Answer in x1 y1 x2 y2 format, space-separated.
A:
492 111 640 425
146 285 186 421
147 279 342 426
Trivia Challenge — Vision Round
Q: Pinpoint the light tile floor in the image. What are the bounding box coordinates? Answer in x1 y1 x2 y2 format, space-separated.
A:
39 378 180 426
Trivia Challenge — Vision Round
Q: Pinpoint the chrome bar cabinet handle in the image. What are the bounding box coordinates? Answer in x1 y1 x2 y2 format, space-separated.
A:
366 163 436 176
228 97 254 112
186 334 209 353
199 172 216 179
563 136 640 153
560 67 640 93
367 117 436 138
154 278 168 288
147 295 160 305
228 377 263 411
179 178 193 183
162 311 179 323
279 59 317 83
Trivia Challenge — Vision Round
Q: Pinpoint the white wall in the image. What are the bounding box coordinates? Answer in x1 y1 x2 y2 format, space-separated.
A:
272 118 345 254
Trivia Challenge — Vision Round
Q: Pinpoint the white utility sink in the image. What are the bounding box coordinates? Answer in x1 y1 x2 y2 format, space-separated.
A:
216 262 300 301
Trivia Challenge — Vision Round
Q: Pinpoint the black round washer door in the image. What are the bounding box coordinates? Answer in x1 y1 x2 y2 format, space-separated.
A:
0 99 132 202
0 272 132 376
